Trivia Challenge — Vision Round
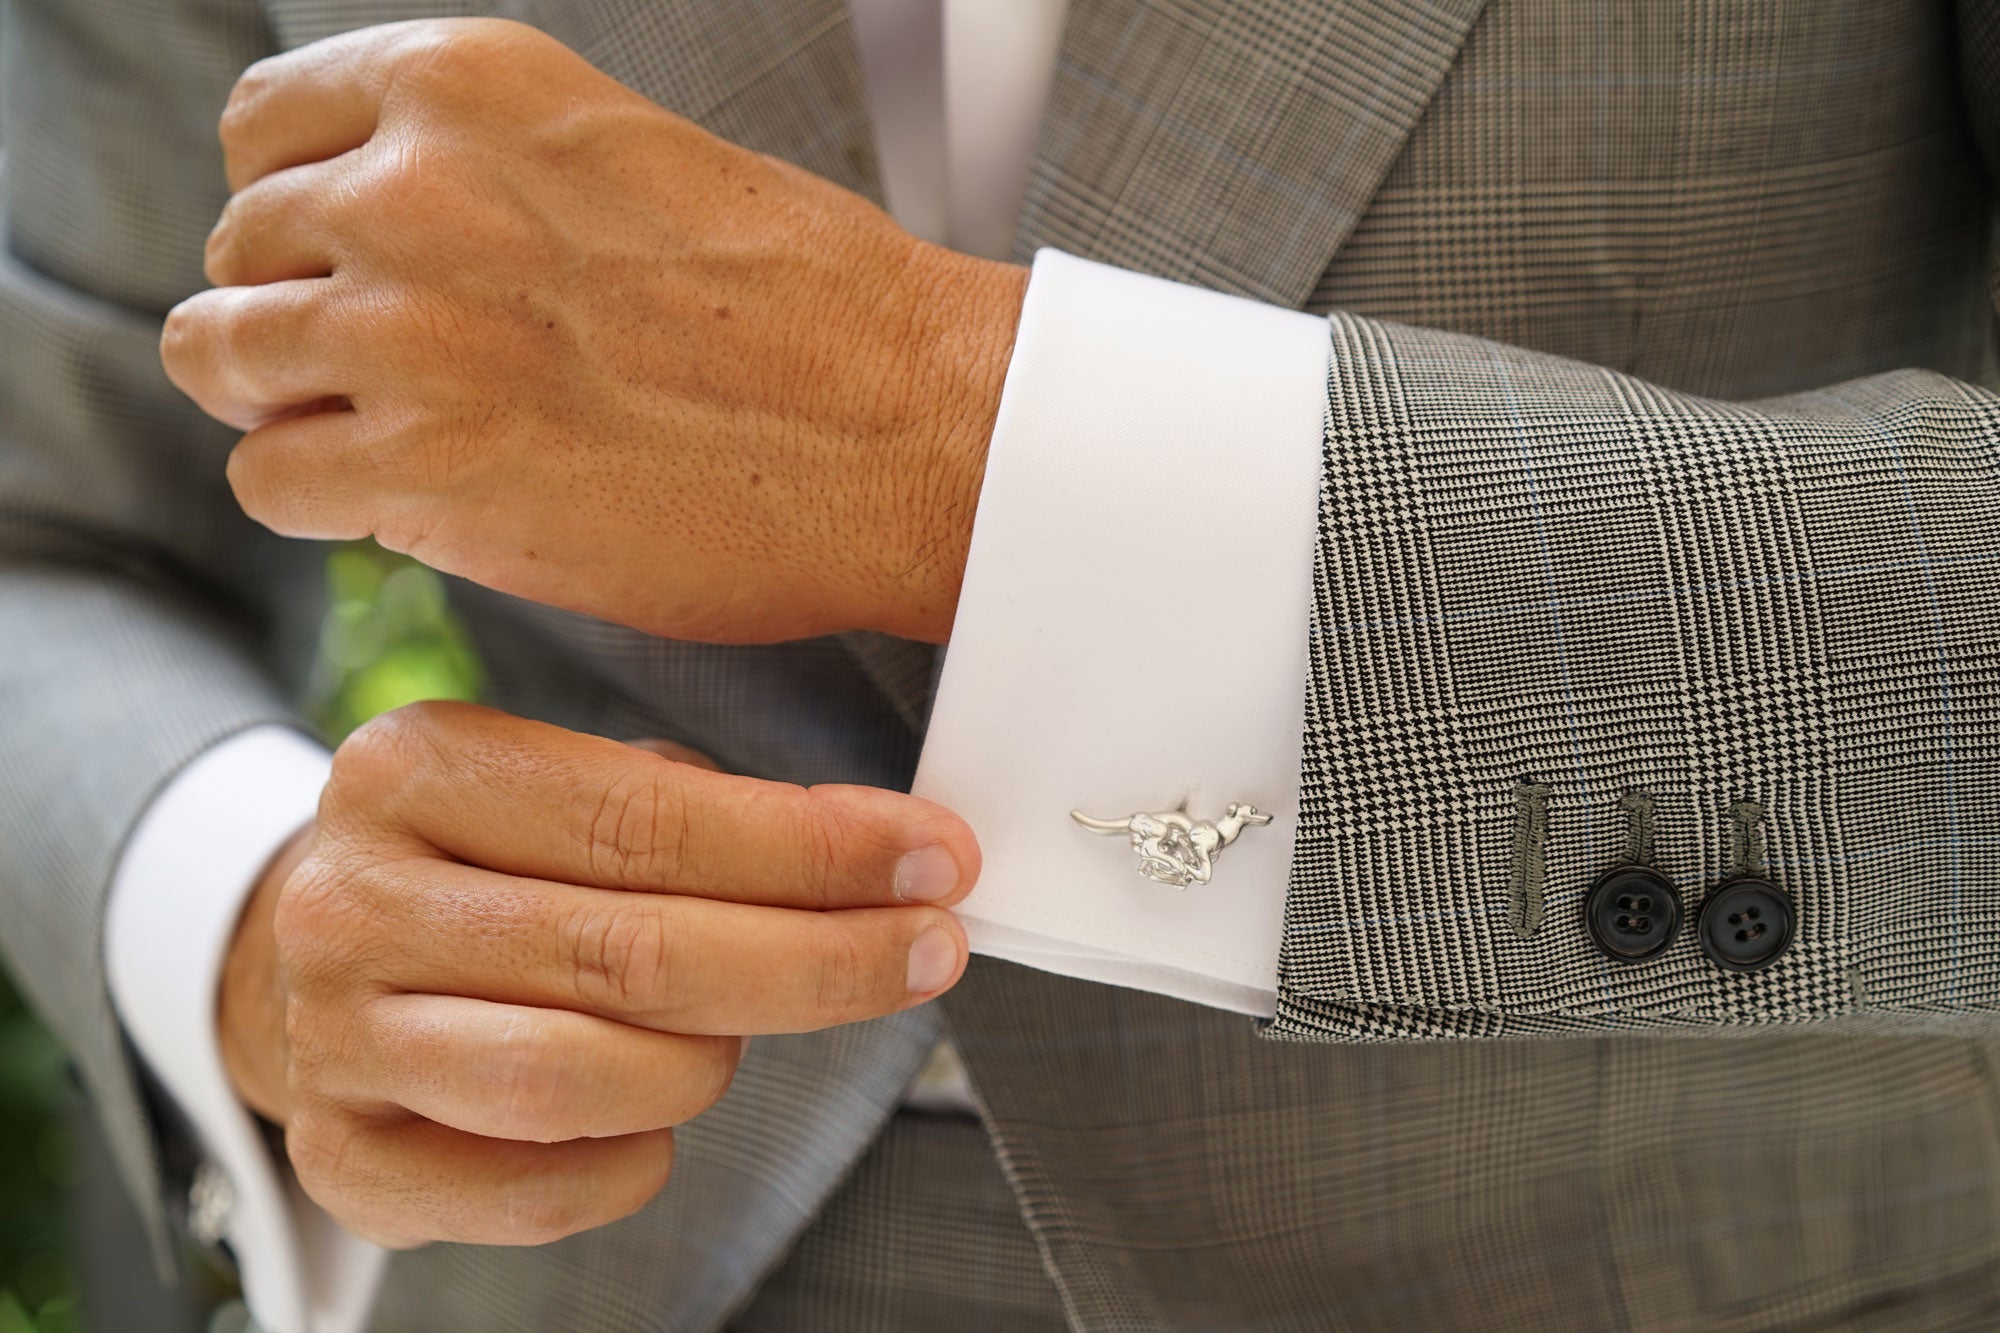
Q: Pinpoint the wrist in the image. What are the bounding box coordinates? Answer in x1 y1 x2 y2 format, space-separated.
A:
874 247 1028 644
217 819 313 1125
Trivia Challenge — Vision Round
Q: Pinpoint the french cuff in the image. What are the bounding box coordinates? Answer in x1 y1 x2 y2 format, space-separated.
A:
105 725 386 1333
914 249 1331 1018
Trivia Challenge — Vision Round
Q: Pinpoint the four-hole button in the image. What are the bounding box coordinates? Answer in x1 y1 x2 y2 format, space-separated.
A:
1583 866 1683 963
1696 877 1795 972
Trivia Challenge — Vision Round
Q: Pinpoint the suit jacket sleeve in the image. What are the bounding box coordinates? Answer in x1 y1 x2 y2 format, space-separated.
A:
0 0 301 1259
1270 6 2000 1041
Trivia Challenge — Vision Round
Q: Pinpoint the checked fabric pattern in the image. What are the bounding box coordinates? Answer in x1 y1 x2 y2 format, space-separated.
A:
1276 316 2000 1041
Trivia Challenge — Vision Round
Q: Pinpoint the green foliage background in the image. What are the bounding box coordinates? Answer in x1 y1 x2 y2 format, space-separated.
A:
0 984 80 1333
0 547 481 1331
312 545 485 741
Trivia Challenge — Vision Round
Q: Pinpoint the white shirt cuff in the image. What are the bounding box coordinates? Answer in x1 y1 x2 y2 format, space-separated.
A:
105 725 386 1333
914 248 1331 1017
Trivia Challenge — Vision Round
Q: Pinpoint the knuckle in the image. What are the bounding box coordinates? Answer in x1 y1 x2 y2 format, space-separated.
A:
284 1106 367 1204
279 987 339 1094
271 854 360 965
496 1168 604 1240
811 927 871 1025
489 1018 569 1143
471 16 545 48
221 439 272 520
390 20 512 93
203 178 305 286
218 60 279 152
158 298 213 378
583 767 686 887
202 213 240 287
797 789 852 910
286 1110 428 1250
325 720 409 817
328 702 452 810
500 1184 584 1240
567 901 680 1018
209 290 268 355
499 1131 673 1243
408 17 536 64
401 25 472 73
279 989 314 1069
271 863 400 1024
353 698 448 748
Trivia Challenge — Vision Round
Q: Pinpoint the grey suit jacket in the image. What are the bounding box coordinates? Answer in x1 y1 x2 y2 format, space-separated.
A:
6 0 2000 1328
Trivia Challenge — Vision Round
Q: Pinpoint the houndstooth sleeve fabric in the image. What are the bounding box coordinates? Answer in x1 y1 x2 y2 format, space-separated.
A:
1271 311 2000 1042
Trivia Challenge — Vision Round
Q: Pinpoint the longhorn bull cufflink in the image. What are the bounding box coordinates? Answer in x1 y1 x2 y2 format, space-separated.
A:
1069 802 1273 888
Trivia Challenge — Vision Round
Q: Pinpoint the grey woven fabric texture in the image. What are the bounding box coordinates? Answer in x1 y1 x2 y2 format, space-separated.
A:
5 0 2000 1329
1276 316 2000 1041
720 1110 1068 1333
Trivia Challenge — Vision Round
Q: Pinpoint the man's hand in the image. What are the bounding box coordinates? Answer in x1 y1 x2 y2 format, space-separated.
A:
162 18 1028 645
216 701 976 1248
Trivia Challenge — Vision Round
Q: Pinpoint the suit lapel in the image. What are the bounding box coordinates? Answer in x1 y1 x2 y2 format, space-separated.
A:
1016 0 1490 307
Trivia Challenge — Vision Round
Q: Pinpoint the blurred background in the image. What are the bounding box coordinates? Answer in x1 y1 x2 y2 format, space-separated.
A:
0 546 483 1333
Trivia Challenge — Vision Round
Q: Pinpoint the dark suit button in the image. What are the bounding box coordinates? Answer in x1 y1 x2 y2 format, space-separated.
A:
1696 878 1794 972
1583 865 1682 962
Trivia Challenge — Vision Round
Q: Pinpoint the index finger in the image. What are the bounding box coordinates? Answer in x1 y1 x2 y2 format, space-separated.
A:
219 16 524 192
332 702 980 911
219 31 389 192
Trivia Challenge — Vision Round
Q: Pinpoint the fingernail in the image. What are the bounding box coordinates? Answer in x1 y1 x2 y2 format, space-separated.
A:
906 925 960 995
893 844 960 901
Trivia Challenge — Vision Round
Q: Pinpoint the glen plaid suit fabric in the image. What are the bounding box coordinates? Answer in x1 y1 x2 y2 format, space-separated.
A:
6 0 2000 1329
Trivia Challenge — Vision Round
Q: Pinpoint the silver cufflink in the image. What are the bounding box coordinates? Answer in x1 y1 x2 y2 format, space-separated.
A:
188 1159 236 1249
1069 801 1273 887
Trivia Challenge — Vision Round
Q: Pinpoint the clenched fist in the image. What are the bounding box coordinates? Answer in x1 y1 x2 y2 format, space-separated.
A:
218 702 976 1248
163 18 1027 645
